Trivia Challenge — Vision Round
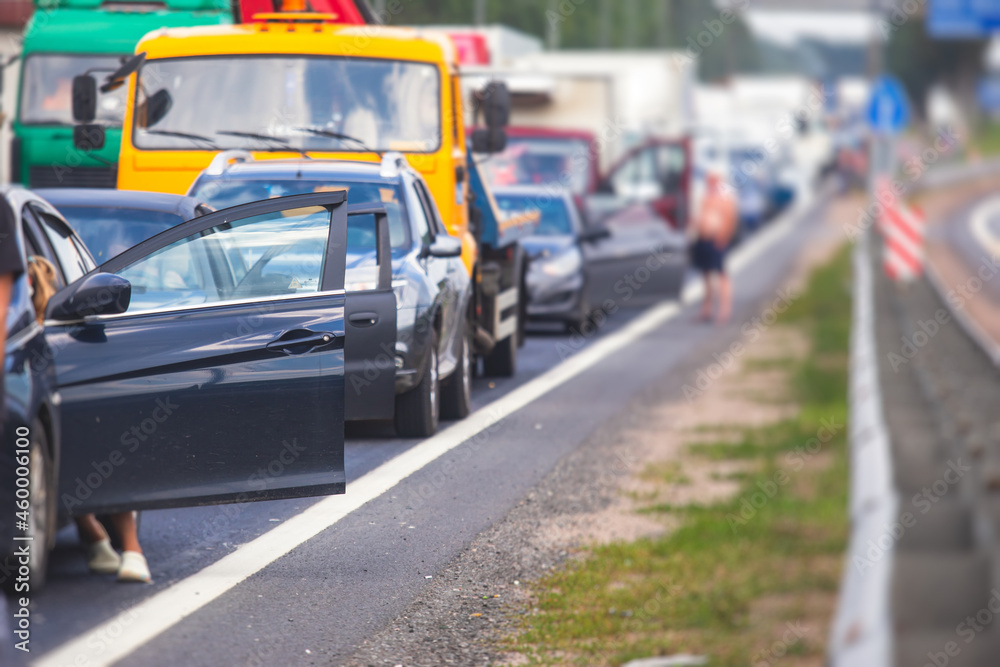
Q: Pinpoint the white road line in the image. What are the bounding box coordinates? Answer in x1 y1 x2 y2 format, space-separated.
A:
34 194 815 667
970 196 1000 260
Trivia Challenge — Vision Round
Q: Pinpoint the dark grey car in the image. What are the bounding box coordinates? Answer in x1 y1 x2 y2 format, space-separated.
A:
188 152 473 438
494 185 686 331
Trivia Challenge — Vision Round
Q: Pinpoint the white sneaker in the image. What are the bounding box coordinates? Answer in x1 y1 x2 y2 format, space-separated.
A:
117 551 152 584
86 538 121 575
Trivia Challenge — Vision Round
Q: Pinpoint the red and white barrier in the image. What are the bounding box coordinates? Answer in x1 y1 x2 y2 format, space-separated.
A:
876 178 926 282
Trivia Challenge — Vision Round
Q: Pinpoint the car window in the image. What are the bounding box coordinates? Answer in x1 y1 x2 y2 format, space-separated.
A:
116 206 331 314
57 206 186 263
344 213 388 292
20 206 61 285
611 148 663 200
32 207 90 284
408 184 433 248
415 180 449 237
189 177 411 250
494 193 573 236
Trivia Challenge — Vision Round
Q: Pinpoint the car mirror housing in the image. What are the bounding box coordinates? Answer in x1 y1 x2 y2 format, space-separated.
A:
427 236 462 258
46 273 131 322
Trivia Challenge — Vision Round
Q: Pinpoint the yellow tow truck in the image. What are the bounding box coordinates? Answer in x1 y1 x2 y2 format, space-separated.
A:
70 13 530 376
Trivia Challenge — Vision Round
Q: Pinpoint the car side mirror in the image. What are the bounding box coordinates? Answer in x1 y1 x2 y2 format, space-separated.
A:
596 179 615 195
580 226 611 244
471 128 507 154
73 124 105 151
46 273 131 322
427 235 462 258
72 75 98 123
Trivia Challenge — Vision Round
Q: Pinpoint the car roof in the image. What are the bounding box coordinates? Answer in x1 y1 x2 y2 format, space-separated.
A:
199 159 403 184
34 189 205 219
491 185 574 202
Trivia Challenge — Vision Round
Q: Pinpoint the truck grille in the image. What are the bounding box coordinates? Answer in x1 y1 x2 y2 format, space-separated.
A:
29 166 118 189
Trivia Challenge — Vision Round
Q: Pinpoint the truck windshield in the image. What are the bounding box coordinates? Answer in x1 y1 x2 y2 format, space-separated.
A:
482 137 592 195
19 54 128 126
134 56 441 153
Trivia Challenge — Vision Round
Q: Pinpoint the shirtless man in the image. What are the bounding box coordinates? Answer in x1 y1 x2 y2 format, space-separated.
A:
690 171 738 324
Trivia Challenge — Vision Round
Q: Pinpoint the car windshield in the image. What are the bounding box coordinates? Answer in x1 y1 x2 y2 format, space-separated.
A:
134 56 441 153
57 206 186 263
19 54 129 125
481 137 592 195
189 178 411 250
494 193 573 237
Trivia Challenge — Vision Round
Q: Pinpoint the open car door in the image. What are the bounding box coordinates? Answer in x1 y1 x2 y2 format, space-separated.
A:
46 191 395 516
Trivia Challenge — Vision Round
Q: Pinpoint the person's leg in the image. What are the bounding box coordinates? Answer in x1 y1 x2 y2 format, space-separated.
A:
716 271 732 325
110 512 141 554
75 514 121 574
699 271 714 321
111 512 151 583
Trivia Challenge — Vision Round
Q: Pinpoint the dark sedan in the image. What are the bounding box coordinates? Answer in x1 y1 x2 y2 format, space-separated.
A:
1 186 94 592
494 185 686 331
187 152 473 438
35 189 212 263
3 189 396 590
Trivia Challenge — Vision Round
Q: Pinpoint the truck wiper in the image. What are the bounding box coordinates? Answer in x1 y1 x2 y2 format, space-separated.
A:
141 129 219 149
216 131 292 148
291 126 379 156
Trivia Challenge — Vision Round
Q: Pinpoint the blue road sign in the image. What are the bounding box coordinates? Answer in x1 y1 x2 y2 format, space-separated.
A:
867 76 911 136
928 0 1000 38
979 76 1000 112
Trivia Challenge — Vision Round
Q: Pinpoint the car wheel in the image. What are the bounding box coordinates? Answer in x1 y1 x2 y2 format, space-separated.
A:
441 326 473 420
394 335 440 438
567 290 593 334
483 330 517 378
2 420 53 595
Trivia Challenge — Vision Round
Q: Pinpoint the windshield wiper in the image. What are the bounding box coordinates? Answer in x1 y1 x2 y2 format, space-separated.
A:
291 126 379 155
216 130 292 148
141 129 219 149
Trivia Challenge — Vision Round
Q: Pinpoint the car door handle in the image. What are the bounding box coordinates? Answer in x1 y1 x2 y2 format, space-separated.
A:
266 330 338 355
348 312 379 328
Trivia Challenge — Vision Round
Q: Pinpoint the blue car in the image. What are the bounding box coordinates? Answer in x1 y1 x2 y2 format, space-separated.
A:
187 152 473 438
2 188 396 590
35 188 212 263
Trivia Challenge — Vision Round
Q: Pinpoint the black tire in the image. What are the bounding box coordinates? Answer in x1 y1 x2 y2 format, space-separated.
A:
441 326 473 420
567 289 592 334
394 335 439 438
2 420 53 595
483 331 517 377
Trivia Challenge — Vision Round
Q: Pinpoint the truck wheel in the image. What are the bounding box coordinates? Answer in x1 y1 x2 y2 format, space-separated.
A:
441 327 473 420
394 336 439 438
483 331 517 378
2 420 53 594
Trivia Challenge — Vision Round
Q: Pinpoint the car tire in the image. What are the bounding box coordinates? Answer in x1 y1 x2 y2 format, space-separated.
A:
2 419 53 595
567 290 593 334
441 326 473 420
483 330 517 378
394 335 439 438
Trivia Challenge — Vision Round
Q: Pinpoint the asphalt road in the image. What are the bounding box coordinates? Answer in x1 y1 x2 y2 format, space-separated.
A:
22 189 830 667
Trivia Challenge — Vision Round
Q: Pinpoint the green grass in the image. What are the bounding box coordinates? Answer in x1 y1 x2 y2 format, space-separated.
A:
504 248 852 666
974 122 1000 158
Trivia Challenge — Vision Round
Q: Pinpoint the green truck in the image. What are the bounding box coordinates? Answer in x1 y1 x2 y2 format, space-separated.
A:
11 0 232 188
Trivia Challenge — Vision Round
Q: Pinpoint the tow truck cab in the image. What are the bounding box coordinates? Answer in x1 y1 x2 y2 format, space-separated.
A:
11 0 232 188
